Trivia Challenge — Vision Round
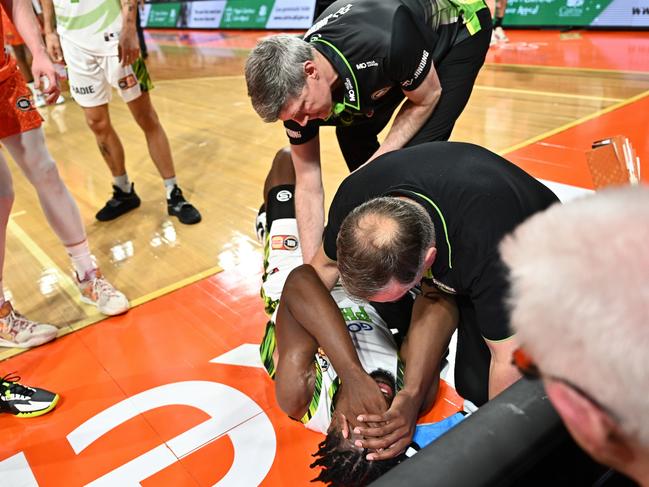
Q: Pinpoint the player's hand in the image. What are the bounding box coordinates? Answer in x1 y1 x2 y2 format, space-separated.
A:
118 27 140 66
45 32 65 63
353 390 419 460
31 51 61 105
335 370 387 431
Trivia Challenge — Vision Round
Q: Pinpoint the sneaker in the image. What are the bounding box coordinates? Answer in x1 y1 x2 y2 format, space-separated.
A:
0 302 58 348
255 204 267 244
493 26 509 43
76 269 130 316
167 185 201 225
96 183 141 221
490 30 498 47
0 374 59 417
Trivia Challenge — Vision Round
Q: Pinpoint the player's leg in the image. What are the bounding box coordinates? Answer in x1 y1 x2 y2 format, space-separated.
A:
260 148 300 315
0 151 59 348
492 0 509 44
2 128 129 316
0 63 59 347
116 58 201 224
59 37 140 221
256 147 295 242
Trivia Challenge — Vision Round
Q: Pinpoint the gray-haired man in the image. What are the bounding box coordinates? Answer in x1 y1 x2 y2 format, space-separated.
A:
245 0 491 262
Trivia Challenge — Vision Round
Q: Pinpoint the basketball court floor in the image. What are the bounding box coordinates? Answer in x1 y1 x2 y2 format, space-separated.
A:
1 28 648 485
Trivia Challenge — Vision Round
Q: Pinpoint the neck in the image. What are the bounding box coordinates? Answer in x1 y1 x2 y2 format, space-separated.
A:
616 442 649 486
313 49 339 90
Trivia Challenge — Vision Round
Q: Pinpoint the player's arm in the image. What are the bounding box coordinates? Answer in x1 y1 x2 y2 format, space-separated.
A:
367 8 442 163
276 265 387 419
292 137 325 263
40 0 64 63
118 0 140 66
485 335 521 400
354 283 458 460
4 0 59 103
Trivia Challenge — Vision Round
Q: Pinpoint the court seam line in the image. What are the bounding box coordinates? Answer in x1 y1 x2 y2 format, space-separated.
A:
473 85 623 103
499 89 649 156
130 265 222 307
484 62 649 76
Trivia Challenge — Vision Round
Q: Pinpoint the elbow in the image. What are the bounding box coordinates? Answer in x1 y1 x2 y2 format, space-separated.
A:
277 396 308 421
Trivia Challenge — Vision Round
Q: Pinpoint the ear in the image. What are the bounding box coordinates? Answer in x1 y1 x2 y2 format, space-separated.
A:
423 246 437 268
545 380 633 466
304 60 318 79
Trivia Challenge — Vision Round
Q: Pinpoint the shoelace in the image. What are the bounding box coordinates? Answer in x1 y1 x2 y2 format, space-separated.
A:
90 277 120 301
3 309 36 334
0 373 35 398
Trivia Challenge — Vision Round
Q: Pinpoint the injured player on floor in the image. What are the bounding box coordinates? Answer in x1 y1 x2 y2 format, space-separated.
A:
257 168 466 485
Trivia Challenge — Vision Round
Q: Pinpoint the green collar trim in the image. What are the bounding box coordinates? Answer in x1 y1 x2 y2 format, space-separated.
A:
311 38 361 111
408 191 452 269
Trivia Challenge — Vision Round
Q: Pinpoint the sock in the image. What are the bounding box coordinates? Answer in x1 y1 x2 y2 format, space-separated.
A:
113 174 131 193
494 16 504 28
65 240 97 280
164 177 177 199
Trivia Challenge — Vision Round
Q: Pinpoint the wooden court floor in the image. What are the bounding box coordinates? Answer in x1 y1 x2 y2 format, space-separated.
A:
1 28 648 485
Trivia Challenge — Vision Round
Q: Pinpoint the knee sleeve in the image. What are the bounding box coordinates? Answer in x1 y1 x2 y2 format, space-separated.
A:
267 185 296 227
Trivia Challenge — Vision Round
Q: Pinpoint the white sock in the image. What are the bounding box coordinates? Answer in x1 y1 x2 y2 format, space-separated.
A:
65 240 97 280
163 177 177 199
113 174 131 193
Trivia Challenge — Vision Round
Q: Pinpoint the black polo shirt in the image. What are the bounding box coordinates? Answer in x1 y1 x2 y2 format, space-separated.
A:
323 142 559 341
284 0 484 144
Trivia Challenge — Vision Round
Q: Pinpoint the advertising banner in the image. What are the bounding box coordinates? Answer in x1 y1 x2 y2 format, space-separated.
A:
178 1 227 28
266 0 317 29
505 0 649 28
146 2 182 27
142 0 315 29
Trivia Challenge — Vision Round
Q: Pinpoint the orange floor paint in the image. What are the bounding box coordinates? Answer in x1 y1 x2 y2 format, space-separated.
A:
506 93 649 188
487 30 649 72
0 257 463 486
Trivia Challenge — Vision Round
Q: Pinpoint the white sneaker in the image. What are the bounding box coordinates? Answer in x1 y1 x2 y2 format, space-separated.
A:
0 302 58 348
493 26 509 43
255 207 267 244
76 269 130 316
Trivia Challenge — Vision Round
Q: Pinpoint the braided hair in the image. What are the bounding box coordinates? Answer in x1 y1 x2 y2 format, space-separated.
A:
310 428 405 486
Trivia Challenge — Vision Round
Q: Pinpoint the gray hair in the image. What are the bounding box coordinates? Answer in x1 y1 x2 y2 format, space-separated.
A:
244 34 314 122
501 186 649 446
337 197 436 300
